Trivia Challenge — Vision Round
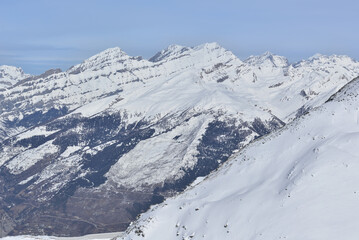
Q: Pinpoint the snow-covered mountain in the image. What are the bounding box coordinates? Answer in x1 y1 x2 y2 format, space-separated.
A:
119 77 359 240
0 65 30 91
0 43 358 237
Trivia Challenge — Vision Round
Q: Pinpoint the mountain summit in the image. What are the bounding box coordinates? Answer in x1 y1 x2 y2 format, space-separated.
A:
0 65 30 90
245 51 289 68
0 43 359 237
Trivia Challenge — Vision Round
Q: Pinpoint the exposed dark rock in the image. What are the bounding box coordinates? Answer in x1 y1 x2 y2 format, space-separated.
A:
268 82 283 88
0 111 284 237
216 75 229 83
5 107 68 128
295 105 310 118
300 89 307 97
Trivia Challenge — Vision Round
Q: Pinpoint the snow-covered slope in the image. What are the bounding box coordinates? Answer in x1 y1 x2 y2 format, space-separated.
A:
1 44 358 131
0 65 30 90
239 52 359 121
119 77 359 240
0 43 358 237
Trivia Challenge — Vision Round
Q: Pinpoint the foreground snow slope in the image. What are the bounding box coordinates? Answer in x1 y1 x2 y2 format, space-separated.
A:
119 77 359 240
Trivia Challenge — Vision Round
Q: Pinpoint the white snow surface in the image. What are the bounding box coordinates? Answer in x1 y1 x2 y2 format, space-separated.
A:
2 43 359 126
16 126 59 141
5 140 58 174
106 114 213 189
118 79 359 240
1 43 359 193
1 45 359 239
0 65 30 90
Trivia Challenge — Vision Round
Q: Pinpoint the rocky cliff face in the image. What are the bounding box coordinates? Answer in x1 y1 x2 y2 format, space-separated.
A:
0 43 358 237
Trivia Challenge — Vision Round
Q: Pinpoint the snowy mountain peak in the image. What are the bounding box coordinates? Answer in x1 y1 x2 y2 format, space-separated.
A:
166 44 189 52
296 53 357 67
149 44 191 62
309 53 325 60
0 65 30 90
196 42 222 51
67 47 133 74
192 42 240 65
0 64 23 72
0 65 28 78
88 46 128 61
245 51 289 68
312 53 354 62
194 42 232 56
150 42 236 64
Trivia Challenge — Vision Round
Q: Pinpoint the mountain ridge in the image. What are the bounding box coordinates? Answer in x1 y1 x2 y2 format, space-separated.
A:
0 65 31 91
4 42 358 80
118 76 359 240
0 43 359 237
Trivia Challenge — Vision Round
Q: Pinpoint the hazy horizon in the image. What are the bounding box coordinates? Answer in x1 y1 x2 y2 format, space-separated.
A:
1 0 358 74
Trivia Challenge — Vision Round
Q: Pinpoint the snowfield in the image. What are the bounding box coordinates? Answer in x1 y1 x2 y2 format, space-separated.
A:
1 43 359 238
118 78 359 240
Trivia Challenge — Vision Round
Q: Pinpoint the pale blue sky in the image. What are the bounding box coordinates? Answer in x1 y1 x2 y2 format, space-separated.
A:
1 0 358 74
